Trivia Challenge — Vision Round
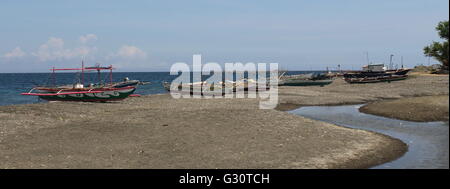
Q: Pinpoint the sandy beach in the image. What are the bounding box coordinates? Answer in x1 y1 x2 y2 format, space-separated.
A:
0 74 448 169
276 74 449 110
360 95 449 122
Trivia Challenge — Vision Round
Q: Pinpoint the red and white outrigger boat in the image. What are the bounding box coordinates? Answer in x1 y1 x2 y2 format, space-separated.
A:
21 62 138 102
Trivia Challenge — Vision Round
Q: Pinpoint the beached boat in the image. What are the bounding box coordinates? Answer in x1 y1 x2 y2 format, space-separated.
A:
21 63 137 102
279 73 334 87
279 79 333 86
162 78 270 96
344 74 408 84
343 64 410 84
386 69 411 75
344 69 411 78
162 81 211 96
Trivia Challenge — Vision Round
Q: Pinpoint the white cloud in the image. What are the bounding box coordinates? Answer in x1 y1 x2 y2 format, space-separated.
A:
7 35 148 67
32 37 97 61
79 34 98 44
3 47 26 58
103 45 149 69
116 45 147 59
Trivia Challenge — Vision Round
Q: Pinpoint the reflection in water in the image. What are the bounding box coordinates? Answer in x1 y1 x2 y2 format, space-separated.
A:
289 104 449 169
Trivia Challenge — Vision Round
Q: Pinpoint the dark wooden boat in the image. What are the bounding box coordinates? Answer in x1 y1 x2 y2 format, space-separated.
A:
279 79 333 86
344 74 408 84
343 63 410 84
344 69 411 78
386 69 411 75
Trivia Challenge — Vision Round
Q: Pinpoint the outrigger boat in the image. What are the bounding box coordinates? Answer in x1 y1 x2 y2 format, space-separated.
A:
162 78 271 96
279 78 333 86
278 72 334 87
21 63 137 102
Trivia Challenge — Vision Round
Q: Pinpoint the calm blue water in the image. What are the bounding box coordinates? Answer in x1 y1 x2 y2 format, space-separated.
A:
0 71 321 106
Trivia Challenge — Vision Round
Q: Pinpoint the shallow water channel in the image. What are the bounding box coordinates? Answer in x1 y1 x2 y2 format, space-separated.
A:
289 104 449 169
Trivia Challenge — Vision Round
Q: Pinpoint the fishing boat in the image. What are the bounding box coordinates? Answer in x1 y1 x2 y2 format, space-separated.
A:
162 78 270 96
344 69 411 78
343 64 410 84
21 63 137 102
279 79 333 86
279 73 333 87
344 74 408 84
386 68 411 75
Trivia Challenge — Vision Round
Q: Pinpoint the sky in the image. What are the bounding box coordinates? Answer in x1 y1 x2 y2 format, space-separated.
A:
0 0 448 72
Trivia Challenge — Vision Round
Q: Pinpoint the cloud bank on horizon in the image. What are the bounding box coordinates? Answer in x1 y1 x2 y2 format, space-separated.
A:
1 34 149 71
0 0 449 72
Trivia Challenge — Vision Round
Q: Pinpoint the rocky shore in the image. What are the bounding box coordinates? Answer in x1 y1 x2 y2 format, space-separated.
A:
0 74 447 169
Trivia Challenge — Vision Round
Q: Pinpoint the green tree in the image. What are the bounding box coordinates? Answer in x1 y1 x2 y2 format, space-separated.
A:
424 21 449 70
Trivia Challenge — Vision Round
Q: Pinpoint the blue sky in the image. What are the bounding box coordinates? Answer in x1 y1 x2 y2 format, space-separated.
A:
0 0 448 72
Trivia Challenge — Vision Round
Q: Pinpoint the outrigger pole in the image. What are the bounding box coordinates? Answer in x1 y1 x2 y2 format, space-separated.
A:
49 64 114 86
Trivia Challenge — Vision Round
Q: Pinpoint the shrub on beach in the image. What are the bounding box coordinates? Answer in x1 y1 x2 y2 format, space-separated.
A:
423 20 449 71
412 64 449 74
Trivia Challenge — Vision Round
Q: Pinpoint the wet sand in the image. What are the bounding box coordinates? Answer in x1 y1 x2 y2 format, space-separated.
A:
0 74 447 168
290 104 449 169
360 95 449 122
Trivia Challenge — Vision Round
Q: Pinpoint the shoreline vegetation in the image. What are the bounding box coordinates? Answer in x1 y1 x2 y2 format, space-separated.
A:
0 74 448 168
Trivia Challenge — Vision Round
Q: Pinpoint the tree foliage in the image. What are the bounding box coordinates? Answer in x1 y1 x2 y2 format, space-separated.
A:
424 21 449 69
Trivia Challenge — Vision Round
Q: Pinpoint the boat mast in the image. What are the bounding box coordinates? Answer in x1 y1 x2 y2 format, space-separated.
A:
81 60 85 86
389 54 394 70
366 52 370 65
401 56 404 69
98 70 101 85
52 66 56 87
109 65 113 86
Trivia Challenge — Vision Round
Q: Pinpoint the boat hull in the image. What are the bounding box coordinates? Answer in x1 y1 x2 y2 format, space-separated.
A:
162 81 270 96
279 79 333 86
344 75 408 84
37 87 136 102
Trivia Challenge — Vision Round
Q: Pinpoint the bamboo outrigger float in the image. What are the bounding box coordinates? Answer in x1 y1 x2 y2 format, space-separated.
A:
21 62 138 102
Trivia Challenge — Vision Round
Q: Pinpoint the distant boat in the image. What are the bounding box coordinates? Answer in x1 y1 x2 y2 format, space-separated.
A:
343 64 410 84
162 81 233 96
344 69 411 78
162 78 270 96
21 63 138 102
344 74 408 84
279 73 334 87
279 79 333 86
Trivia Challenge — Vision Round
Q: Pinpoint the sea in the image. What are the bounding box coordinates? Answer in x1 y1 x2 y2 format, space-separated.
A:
0 71 323 106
